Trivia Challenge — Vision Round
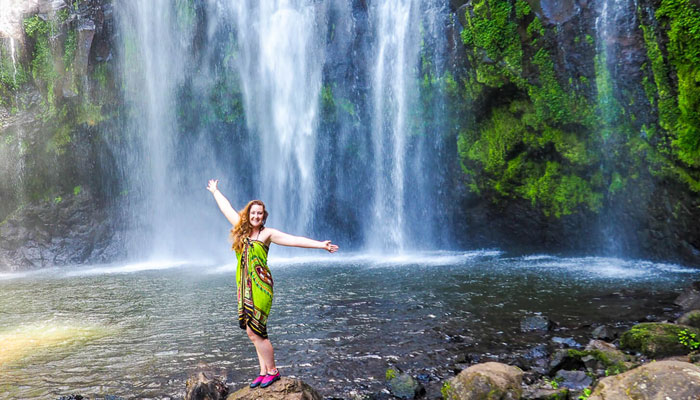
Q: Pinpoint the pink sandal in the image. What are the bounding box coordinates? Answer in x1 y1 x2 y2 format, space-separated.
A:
260 371 280 388
249 375 265 388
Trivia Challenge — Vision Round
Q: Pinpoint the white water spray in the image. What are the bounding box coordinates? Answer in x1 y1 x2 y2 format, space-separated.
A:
369 0 420 251
9 37 17 85
229 0 325 234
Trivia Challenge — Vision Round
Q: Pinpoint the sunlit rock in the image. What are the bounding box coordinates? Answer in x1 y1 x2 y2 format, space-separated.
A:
442 362 523 400
226 377 321 400
589 361 700 400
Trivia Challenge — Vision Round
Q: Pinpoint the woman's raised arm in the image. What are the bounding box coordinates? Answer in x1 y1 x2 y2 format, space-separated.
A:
267 228 339 253
207 179 240 226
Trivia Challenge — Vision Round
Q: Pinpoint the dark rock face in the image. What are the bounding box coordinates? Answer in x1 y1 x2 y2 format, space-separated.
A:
0 190 123 271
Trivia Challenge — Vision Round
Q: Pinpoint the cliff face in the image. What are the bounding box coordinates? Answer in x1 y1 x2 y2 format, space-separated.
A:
0 0 123 270
0 0 699 270
447 0 700 264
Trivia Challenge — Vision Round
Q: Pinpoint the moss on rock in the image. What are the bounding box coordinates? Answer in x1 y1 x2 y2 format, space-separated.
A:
619 322 700 357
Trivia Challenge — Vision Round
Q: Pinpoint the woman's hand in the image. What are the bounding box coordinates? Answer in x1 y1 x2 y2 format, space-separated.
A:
207 179 219 194
322 240 339 253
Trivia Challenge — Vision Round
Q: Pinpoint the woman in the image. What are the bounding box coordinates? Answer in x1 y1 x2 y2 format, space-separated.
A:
207 179 339 389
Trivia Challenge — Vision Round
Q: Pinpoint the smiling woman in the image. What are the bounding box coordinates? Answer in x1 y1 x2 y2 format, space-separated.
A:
206 179 339 389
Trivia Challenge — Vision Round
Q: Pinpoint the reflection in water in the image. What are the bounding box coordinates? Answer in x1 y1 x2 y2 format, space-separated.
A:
0 252 696 398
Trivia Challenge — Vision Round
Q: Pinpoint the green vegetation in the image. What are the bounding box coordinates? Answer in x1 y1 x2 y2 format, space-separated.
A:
454 0 607 217
452 0 700 218
678 328 700 350
621 323 700 357
385 368 397 380
578 388 592 400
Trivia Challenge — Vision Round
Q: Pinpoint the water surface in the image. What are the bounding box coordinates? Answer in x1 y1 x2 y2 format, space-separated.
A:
0 251 696 399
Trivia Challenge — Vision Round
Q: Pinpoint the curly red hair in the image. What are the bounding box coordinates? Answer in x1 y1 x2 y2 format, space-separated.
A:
230 200 268 253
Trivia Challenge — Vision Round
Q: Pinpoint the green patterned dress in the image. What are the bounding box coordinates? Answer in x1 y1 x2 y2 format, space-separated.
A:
236 237 274 339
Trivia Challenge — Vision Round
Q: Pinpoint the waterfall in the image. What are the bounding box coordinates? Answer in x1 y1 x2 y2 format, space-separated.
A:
594 0 640 255
228 0 325 234
109 0 452 260
369 0 415 251
9 37 17 86
114 0 194 259
368 0 449 251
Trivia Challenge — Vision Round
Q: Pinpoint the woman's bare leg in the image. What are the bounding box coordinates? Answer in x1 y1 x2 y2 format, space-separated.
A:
246 326 277 374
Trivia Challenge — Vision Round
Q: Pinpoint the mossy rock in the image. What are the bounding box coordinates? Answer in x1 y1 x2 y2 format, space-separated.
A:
619 323 700 358
566 347 632 376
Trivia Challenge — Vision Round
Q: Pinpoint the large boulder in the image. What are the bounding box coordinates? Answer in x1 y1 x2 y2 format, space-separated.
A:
442 362 523 400
589 360 700 399
619 323 700 358
226 377 321 400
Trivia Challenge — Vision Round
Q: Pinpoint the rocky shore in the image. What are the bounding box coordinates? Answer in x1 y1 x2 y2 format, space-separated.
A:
50 282 700 400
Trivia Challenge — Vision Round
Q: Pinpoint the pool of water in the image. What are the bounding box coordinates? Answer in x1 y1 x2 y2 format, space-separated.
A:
0 250 697 399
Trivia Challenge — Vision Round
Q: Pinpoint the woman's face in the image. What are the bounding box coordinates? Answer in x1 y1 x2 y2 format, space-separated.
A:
249 204 265 228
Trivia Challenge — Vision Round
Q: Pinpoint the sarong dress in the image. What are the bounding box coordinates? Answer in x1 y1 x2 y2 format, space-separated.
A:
236 237 274 339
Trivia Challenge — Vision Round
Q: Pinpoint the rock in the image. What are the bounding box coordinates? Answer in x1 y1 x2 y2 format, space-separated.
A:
523 344 549 360
442 362 522 400
0 190 123 271
678 310 700 328
591 325 616 341
521 316 552 332
185 372 228 400
531 0 581 24
552 337 582 348
584 340 635 374
619 322 700 358
554 370 592 390
675 282 700 311
226 377 322 400
521 386 568 400
386 369 424 400
589 361 700 400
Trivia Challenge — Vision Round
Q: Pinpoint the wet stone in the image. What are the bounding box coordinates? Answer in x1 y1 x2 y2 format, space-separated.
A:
521 315 553 332
591 325 616 341
554 370 592 390
552 337 582 348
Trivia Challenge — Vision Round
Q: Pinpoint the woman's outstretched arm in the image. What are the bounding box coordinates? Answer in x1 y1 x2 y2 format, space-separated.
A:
207 179 240 226
267 228 339 253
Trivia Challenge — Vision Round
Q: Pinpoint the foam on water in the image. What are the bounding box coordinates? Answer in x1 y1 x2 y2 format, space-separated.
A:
513 255 697 281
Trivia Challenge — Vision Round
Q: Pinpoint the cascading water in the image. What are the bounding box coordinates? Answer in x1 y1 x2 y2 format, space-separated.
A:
594 0 639 254
369 0 416 251
228 0 325 235
110 0 452 260
9 37 17 86
114 0 194 259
